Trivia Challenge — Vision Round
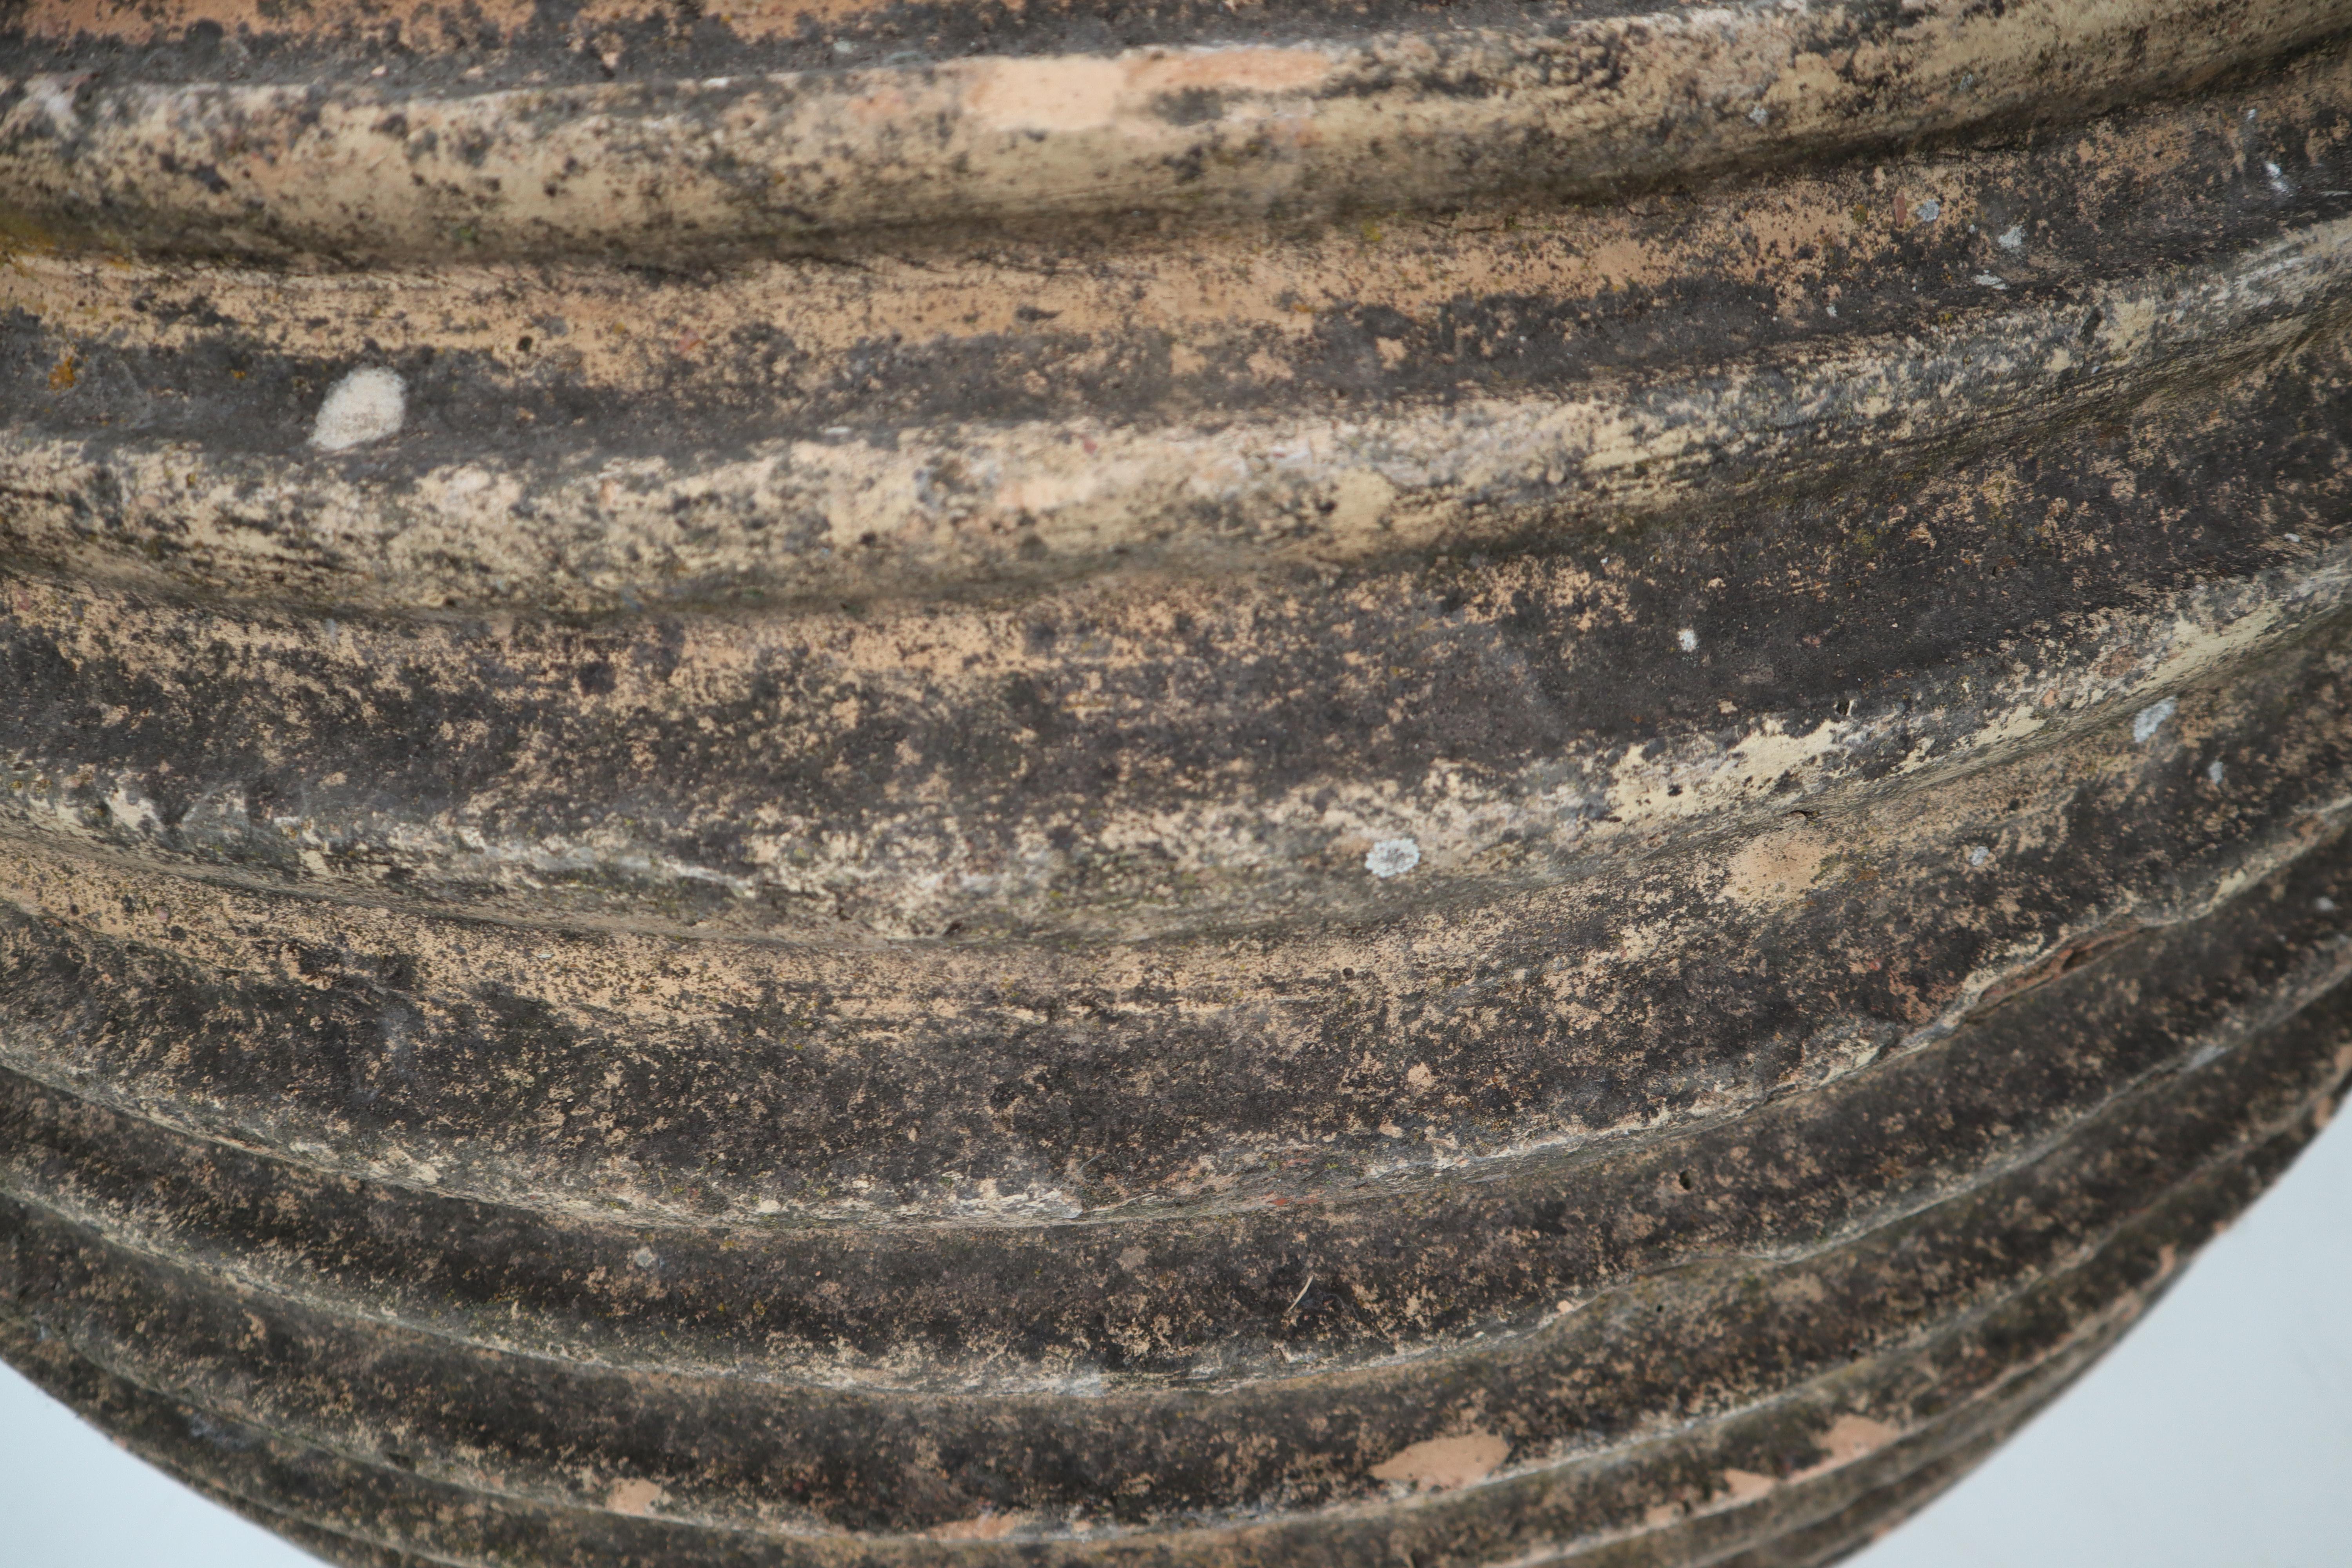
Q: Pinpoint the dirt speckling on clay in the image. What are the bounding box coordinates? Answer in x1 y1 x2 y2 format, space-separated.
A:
4 1 2352 1566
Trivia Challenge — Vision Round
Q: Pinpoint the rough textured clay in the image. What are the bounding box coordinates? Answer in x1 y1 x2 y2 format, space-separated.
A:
3 0 2352 1564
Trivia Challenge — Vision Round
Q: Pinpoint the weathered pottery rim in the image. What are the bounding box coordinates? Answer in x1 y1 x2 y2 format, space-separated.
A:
5 0 2349 261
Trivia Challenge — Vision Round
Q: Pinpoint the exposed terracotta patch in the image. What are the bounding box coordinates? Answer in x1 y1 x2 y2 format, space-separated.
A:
1799 1413 1902 1477
1719 822 1837 908
603 1477 665 1515
1370 1430 1510 1489
1977 924 2148 1011
929 1511 1028 1539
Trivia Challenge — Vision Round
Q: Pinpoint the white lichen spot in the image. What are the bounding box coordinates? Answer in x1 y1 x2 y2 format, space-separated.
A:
1996 224 2026 250
2266 160 2290 194
1967 844 1990 868
2208 758 2226 785
1974 273 2009 289
1677 628 1699 653
2132 696 2178 745
630 1247 657 1269
1915 198 1941 222
753 1197 782 1215
2319 897 2340 914
310 367 407 450
1365 837 1421 878
1747 102 1769 125
29 75 82 129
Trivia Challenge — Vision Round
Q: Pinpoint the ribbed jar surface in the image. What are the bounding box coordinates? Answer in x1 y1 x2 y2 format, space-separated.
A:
4 0 2352 1563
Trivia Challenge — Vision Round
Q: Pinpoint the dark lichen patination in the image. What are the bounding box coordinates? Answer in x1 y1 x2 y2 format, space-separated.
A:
4 0 2352 1564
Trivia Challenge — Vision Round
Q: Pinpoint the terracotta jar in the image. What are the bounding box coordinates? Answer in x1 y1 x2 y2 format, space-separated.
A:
4 0 2351 1563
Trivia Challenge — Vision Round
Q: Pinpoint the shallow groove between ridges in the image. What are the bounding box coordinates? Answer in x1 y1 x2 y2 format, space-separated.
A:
8 1086 2322 1563
6 941 2343 1550
5 837 2348 1403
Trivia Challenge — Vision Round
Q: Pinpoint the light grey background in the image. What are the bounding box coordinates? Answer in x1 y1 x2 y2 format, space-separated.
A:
7 1113 2350 1567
